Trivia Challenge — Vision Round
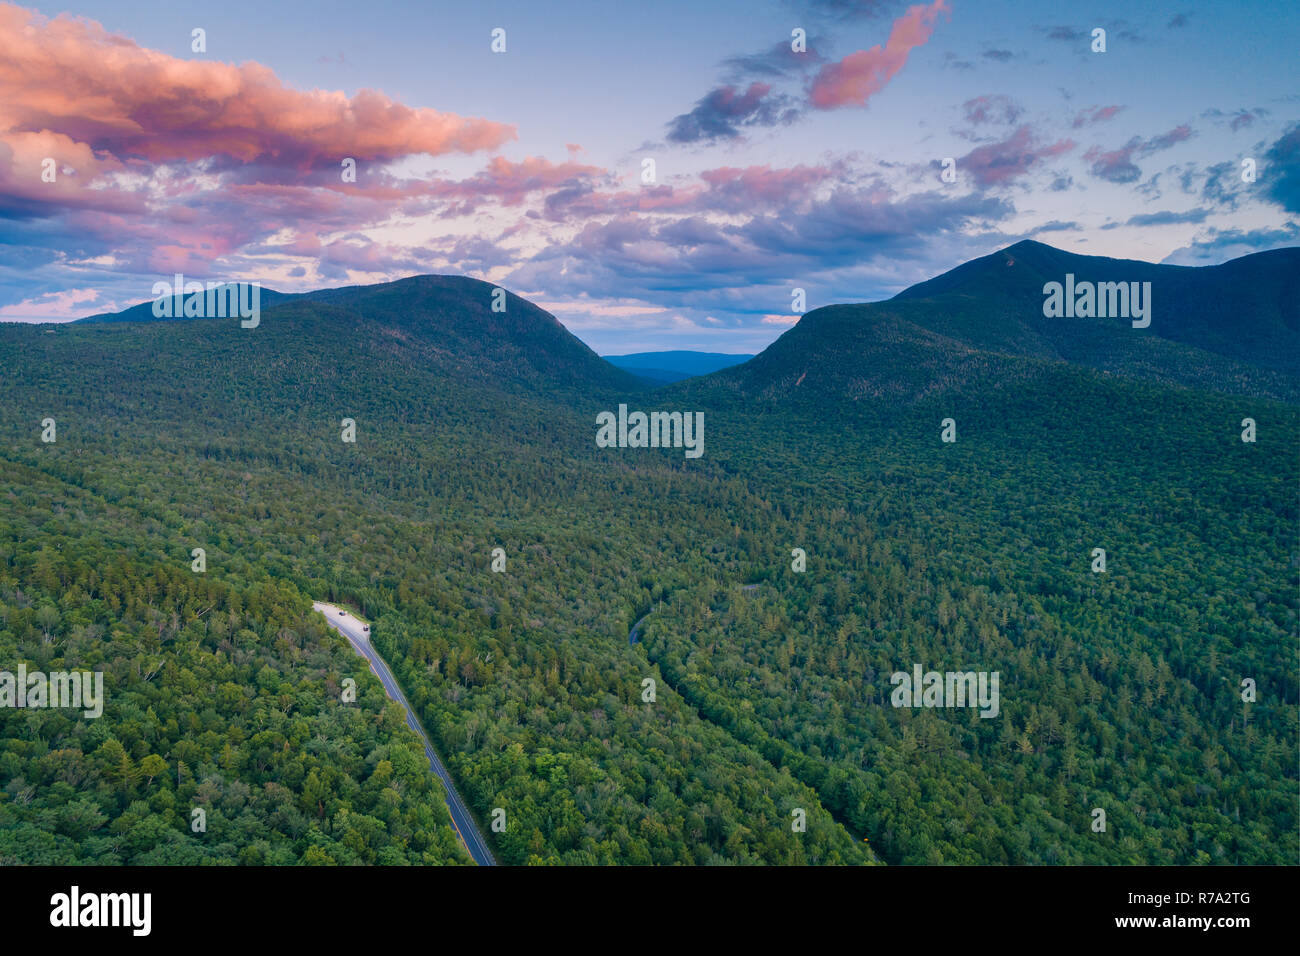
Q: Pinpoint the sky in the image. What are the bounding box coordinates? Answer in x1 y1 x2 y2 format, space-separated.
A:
0 0 1296 352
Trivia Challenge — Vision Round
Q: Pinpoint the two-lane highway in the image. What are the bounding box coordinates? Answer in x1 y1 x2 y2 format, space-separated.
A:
313 601 496 866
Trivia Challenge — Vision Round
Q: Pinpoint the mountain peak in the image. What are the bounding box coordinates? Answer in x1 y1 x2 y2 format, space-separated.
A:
78 273 640 394
701 242 1299 404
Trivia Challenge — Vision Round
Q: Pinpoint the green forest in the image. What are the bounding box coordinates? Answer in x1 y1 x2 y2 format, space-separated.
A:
0 271 1295 865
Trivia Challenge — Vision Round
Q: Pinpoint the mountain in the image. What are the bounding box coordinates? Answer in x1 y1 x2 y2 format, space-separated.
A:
603 351 754 384
0 272 876 867
892 240 1299 375
78 274 641 395
78 284 294 323
699 240 1299 404
2 245 1294 868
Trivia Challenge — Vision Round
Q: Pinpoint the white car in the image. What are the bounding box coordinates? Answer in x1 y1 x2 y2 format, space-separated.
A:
362 625 370 633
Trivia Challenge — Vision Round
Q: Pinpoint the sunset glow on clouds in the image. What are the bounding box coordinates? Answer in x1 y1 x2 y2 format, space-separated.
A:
808 0 949 108
0 0 1296 351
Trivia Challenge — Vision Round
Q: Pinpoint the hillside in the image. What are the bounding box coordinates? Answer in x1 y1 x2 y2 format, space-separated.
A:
0 282 873 866
79 275 641 396
2 247 1295 866
711 241 1299 404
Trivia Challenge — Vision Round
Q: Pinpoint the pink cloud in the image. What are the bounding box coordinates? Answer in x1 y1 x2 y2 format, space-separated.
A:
539 163 840 223
809 0 949 110
0 2 515 170
0 4 634 282
699 164 836 200
0 287 102 319
437 155 606 208
958 125 1075 186
1083 125 1195 183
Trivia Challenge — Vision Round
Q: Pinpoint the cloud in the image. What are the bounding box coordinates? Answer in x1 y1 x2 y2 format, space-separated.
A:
541 162 839 223
1084 148 1142 185
697 164 840 210
808 0 949 109
1122 208 1209 227
535 300 669 318
1230 111 1262 131
982 49 1016 62
666 83 800 143
660 33 825 146
721 38 827 79
1144 125 1194 152
789 0 904 22
509 184 1015 312
1045 21 1143 44
0 4 514 171
1029 220 1080 233
1201 107 1270 132
431 155 607 212
1071 105 1125 128
1084 125 1194 183
1042 26 1088 43
962 95 1023 126
1162 223 1299 265
1263 122 1300 214
1180 160 1246 210
663 1 945 140
0 287 103 321
0 0 532 281
956 126 1075 187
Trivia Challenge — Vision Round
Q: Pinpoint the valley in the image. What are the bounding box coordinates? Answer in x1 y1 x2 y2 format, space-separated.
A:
1 242 1295 866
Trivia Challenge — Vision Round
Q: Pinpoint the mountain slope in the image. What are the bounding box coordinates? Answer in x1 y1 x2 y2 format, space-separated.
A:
3 248 1294 867
893 240 1299 375
80 275 641 395
0 279 872 867
707 240 1299 404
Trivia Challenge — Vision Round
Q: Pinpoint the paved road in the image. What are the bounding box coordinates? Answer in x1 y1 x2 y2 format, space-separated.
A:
313 601 497 866
628 613 651 645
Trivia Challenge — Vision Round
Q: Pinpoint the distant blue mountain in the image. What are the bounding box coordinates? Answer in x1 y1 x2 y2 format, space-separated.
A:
603 350 754 384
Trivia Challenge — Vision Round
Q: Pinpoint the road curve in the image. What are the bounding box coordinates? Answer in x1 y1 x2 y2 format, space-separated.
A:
313 601 497 866
628 613 651 645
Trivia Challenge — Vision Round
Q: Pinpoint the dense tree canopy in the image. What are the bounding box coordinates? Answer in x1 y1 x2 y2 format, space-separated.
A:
0 292 1293 865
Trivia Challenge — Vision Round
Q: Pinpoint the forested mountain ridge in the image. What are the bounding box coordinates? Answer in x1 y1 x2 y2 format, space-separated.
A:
891 240 1299 376
2 242 1295 865
78 275 641 395
712 241 1299 404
